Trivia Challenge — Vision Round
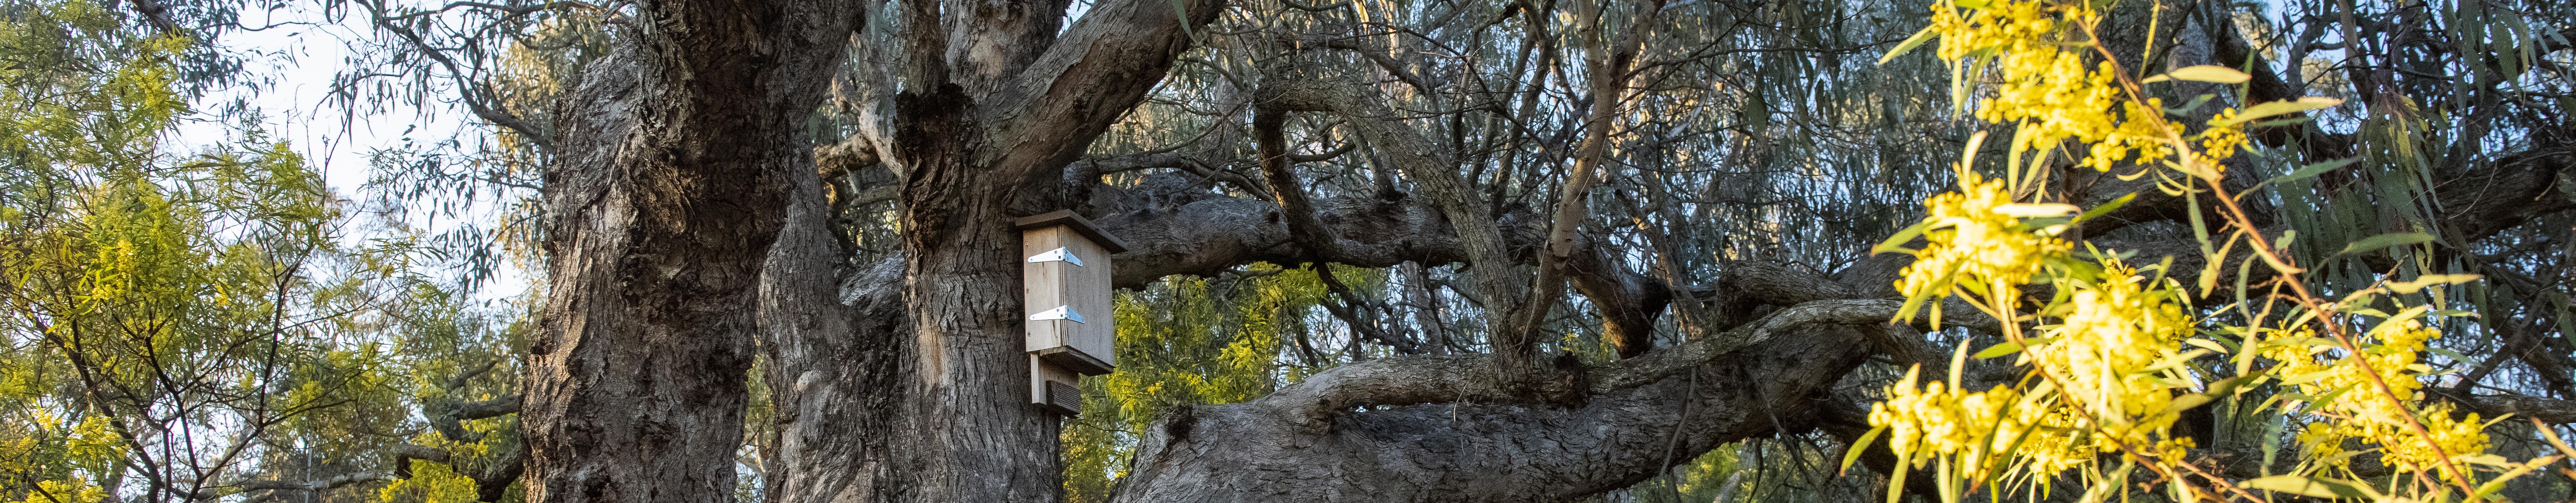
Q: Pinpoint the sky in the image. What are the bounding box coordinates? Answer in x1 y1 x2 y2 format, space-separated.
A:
178 4 462 196
173 3 527 299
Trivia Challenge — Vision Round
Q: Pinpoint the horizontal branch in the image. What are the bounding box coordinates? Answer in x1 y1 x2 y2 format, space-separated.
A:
238 473 395 503
1268 298 1906 420
2457 393 2576 425
456 397 521 420
429 395 520 443
1093 169 1672 350
1114 305 1882 502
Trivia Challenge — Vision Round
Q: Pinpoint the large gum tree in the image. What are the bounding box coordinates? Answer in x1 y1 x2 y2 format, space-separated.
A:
321 0 2576 499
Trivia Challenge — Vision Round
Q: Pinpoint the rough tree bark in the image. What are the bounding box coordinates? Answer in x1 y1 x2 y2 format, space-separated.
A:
516 0 2576 501
1113 306 1889 502
743 0 1231 501
521 0 855 500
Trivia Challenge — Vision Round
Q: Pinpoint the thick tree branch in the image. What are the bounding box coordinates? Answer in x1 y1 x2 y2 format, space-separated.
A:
238 473 396 503
2435 147 2576 243
1267 299 1903 420
2457 394 2576 425
522 0 857 491
1090 171 1672 352
1113 312 1879 502
1253 102 1409 264
970 0 1230 187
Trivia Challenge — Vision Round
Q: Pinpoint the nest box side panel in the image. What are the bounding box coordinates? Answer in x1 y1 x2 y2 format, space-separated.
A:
1023 226 1078 352
1063 235 1114 370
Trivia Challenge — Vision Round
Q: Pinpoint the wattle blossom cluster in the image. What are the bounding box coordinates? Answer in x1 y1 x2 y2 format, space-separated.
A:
2262 320 2491 473
1867 0 2523 498
1877 171 2208 480
1896 173 2071 305
2199 108 2251 160
0 410 119 503
1870 369 2089 477
1925 0 2169 171
2027 261 2197 454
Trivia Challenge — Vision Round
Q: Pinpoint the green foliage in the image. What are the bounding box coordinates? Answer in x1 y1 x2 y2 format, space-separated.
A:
366 289 531 503
1609 448 1745 503
1061 264 1331 502
0 1 499 500
352 1 618 288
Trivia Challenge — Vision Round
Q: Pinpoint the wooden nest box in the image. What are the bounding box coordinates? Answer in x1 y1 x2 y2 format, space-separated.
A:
1018 210 1126 417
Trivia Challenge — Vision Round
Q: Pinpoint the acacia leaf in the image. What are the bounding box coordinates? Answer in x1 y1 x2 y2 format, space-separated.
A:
2211 97 2345 127
1839 425 1886 474
2142 65 2250 84
2242 475 2370 499
1872 222 1930 255
2386 274 2482 293
1972 339 2044 360
2073 193 2134 223
1878 26 1939 65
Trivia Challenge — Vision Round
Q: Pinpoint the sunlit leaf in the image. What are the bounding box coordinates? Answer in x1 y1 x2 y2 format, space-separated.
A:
2141 65 2250 84
2210 97 2345 127
2243 475 2370 499
1972 339 2047 359
1871 222 1930 255
2072 193 2134 224
2386 274 2481 293
1878 26 1939 65
1839 425 1885 474
1992 203 2078 217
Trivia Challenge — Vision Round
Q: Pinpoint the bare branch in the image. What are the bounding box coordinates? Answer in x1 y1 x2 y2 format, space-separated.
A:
237 473 396 503
1270 298 1905 418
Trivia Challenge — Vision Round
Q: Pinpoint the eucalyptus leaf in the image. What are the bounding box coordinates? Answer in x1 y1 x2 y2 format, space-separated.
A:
2338 232 2436 255
2266 158 2360 186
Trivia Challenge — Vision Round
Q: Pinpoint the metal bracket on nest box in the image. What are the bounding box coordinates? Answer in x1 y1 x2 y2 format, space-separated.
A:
1028 305 1086 324
1021 210 1122 417
1027 247 1085 267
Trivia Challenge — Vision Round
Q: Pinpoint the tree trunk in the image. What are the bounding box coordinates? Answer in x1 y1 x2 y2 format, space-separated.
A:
512 0 2576 501
883 83 1067 503
523 0 855 501
749 0 1227 501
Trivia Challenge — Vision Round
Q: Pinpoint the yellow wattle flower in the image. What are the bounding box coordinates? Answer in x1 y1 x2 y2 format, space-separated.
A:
1896 173 2072 305
1870 0 2509 495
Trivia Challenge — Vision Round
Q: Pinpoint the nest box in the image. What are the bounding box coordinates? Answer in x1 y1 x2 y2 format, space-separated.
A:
1019 210 1126 417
